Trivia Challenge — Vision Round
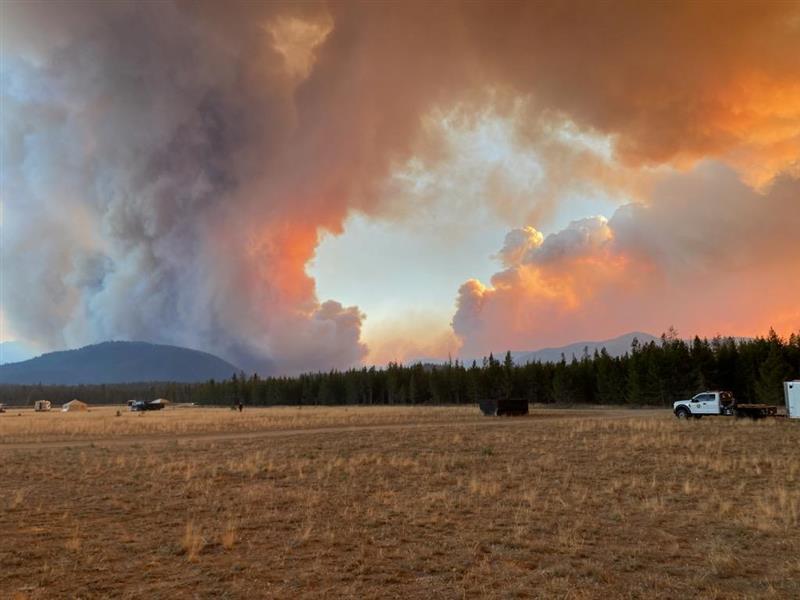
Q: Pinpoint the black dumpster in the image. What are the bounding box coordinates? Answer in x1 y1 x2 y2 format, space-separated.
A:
478 398 529 416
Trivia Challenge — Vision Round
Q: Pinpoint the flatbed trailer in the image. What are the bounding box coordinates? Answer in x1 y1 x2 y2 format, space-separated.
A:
730 403 778 419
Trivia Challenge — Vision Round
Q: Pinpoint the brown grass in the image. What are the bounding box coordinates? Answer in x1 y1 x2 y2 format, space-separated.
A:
220 519 237 551
0 405 484 444
64 525 81 553
181 521 204 561
1 406 800 598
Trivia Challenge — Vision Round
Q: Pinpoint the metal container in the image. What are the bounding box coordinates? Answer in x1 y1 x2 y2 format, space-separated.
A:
478 398 529 416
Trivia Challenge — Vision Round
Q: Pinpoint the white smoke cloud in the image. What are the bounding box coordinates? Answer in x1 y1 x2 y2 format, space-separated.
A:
495 226 544 268
522 217 612 265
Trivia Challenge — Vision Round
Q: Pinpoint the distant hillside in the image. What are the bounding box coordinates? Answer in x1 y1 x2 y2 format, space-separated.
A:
0 341 37 365
409 332 659 366
0 341 239 384
512 332 659 364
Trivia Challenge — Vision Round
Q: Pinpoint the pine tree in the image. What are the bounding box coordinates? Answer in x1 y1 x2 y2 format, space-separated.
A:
502 351 514 400
756 344 792 404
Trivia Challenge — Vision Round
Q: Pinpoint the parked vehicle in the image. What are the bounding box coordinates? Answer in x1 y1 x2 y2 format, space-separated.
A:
673 391 777 419
127 399 167 412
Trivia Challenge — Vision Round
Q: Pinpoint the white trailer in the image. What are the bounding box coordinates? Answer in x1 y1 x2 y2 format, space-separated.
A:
785 381 800 419
34 400 52 412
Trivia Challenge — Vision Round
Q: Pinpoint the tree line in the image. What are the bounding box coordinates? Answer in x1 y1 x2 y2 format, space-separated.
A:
1 330 798 408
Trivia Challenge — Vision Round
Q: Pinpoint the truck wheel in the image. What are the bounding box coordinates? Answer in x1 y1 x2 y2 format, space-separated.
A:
675 407 691 419
693 415 703 420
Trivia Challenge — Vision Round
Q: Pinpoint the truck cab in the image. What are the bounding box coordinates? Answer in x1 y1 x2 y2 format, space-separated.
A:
673 391 734 418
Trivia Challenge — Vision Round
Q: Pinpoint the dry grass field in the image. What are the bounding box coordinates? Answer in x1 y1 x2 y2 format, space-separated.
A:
0 405 486 445
2 406 800 599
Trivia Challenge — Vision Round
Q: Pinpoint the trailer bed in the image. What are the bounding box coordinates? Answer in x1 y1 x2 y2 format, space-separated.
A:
734 403 778 418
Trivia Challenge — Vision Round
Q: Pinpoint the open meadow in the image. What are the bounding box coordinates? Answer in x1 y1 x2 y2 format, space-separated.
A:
2 406 800 599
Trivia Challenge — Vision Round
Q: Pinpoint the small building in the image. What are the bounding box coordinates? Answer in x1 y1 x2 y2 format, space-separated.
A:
62 399 89 412
34 400 52 412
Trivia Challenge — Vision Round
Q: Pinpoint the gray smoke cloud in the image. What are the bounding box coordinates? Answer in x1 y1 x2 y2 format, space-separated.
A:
2 1 368 373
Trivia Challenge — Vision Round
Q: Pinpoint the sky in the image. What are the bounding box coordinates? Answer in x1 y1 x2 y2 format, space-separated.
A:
2 1 799 374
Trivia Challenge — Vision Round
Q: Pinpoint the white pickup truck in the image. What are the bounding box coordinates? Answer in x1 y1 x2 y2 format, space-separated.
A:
673 391 778 420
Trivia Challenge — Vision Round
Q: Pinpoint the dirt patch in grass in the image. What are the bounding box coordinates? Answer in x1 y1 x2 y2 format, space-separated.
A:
2 407 799 598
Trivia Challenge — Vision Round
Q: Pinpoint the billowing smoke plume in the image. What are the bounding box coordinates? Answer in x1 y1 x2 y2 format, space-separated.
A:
453 164 800 357
3 1 800 371
3 1 378 373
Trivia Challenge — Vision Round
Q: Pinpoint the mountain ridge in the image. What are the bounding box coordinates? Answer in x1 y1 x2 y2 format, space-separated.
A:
0 341 240 384
408 331 660 366
512 331 659 364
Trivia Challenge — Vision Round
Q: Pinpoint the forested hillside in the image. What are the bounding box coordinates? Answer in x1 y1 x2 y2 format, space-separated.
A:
1 330 798 407
0 341 238 384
